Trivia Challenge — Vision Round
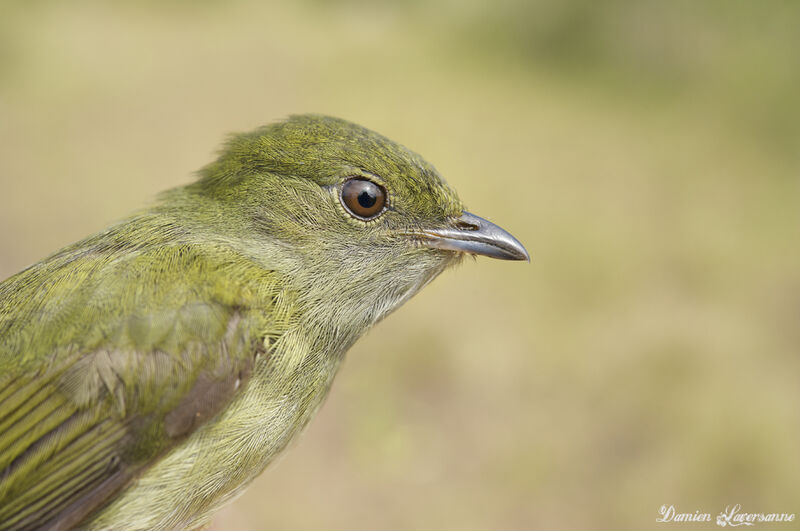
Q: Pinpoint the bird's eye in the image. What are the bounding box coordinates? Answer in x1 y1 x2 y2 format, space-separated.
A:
340 178 387 220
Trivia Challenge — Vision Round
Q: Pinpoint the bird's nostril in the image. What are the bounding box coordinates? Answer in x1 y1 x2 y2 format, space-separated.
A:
454 219 479 231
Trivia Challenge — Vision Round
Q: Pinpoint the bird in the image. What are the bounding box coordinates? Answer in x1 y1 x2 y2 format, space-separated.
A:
0 114 528 530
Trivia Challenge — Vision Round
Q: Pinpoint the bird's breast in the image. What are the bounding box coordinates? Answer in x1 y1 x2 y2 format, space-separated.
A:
87 327 346 529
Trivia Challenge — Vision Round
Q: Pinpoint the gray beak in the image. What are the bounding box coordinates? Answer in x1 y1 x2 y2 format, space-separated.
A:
414 211 530 261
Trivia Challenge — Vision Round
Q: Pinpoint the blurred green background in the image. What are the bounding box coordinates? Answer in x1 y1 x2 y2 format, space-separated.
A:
1 1 799 529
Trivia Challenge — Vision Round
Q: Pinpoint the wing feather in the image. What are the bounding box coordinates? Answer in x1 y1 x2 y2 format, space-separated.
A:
0 241 276 530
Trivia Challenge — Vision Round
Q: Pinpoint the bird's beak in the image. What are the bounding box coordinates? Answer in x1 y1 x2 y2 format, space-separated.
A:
411 211 530 261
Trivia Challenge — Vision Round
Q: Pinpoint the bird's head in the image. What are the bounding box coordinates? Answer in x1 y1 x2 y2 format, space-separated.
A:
185 114 528 328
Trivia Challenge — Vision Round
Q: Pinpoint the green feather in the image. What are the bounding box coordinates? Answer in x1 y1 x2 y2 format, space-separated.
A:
0 115 472 529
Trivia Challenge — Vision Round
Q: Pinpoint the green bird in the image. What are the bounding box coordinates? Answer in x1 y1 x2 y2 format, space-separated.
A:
0 115 528 530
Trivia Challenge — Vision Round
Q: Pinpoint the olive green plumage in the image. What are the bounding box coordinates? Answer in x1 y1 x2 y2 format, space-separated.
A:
0 115 527 530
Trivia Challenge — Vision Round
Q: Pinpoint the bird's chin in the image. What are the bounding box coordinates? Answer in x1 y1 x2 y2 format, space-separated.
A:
407 251 461 299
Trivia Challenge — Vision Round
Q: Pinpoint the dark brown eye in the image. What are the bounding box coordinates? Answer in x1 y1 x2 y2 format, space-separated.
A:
340 178 387 220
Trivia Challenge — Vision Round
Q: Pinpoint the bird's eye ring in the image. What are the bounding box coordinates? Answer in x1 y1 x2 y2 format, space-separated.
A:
340 178 387 220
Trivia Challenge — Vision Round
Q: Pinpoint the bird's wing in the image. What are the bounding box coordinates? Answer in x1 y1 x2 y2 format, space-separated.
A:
0 241 280 530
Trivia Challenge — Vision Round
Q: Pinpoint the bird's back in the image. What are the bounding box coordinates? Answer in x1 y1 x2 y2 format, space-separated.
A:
0 213 293 529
